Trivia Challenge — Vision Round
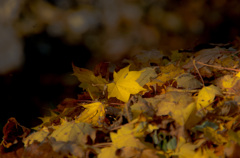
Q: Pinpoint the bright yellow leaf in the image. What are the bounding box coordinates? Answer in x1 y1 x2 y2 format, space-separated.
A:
98 146 118 158
76 102 105 127
193 148 218 158
107 65 146 102
197 85 222 110
236 72 240 78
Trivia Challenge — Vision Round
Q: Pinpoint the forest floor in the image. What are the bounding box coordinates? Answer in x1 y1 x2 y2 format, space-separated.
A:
2 43 240 158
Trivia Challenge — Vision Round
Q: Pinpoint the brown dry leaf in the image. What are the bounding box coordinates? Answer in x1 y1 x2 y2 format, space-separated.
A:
51 141 85 158
131 96 155 119
182 47 226 69
22 141 58 158
1 117 30 149
94 62 109 79
140 149 160 158
175 73 203 89
136 67 158 88
117 146 141 158
129 50 164 68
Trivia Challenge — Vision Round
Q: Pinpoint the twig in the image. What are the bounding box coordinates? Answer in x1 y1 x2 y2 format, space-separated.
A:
196 61 240 72
192 59 205 86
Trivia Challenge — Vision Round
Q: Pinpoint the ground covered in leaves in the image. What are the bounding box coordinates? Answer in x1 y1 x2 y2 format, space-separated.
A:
2 45 240 157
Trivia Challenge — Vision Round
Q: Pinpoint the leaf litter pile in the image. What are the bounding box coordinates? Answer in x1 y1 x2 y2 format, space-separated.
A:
2 46 240 157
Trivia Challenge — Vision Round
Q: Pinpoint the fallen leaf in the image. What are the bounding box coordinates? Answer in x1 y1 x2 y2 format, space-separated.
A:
203 127 227 145
72 64 108 99
175 73 203 89
196 85 222 110
136 67 158 87
98 146 118 158
50 121 96 145
155 64 185 86
173 137 199 158
23 127 50 147
107 65 146 102
76 102 106 127
156 92 195 125
182 47 225 69
1 117 30 148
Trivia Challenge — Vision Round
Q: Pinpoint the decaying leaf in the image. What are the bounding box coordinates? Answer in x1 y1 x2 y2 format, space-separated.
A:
175 73 203 89
107 65 146 102
136 67 158 87
1 117 30 148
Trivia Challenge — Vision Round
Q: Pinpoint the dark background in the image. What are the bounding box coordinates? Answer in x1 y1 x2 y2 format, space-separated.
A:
1 0 240 136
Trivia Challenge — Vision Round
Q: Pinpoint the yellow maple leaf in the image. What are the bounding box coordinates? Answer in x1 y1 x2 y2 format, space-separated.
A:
23 127 49 147
197 85 222 110
72 64 108 99
107 65 146 102
156 92 195 125
76 102 105 127
50 121 96 145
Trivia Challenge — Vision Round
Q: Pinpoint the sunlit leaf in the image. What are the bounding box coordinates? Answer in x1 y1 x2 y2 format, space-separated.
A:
107 65 146 102
76 102 105 127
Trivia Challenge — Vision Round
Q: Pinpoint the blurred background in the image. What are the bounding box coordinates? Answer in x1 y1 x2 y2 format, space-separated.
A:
1 0 240 135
